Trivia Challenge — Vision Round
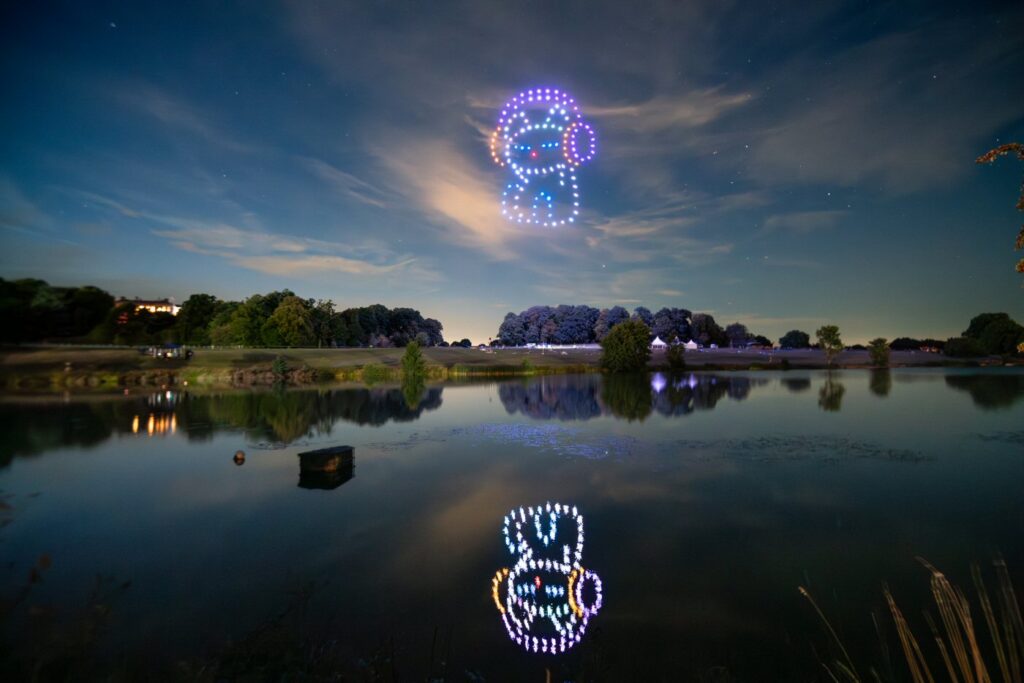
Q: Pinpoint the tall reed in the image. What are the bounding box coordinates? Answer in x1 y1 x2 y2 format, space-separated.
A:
801 556 1024 683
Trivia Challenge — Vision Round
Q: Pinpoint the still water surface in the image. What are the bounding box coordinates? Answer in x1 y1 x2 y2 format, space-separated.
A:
1 369 1023 680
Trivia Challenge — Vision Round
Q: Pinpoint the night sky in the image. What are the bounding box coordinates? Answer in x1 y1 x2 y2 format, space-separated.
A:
2 1 1022 343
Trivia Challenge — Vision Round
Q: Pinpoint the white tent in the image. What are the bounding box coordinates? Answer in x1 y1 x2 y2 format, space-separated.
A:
683 340 698 350
651 336 668 349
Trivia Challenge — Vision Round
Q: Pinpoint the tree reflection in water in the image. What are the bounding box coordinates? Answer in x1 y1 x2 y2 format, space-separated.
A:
781 377 812 393
944 372 1024 410
818 374 846 412
0 386 443 466
499 372 770 422
869 369 892 398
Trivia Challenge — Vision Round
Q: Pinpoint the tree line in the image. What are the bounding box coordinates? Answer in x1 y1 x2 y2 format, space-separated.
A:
495 305 772 347
0 278 446 348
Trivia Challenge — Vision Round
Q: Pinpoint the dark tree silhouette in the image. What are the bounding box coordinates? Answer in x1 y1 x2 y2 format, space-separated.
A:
976 143 1024 274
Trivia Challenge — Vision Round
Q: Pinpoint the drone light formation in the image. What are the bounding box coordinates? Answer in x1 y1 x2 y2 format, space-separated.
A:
492 502 604 654
490 88 598 227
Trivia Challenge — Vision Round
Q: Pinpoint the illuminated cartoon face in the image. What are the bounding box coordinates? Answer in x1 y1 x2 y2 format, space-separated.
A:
491 503 603 654
490 88 597 227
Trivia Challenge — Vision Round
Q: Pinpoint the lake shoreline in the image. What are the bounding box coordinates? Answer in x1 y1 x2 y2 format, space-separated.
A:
0 345 1011 393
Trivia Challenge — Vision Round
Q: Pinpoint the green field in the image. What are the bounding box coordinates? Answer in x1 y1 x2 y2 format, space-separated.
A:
0 345 603 389
0 344 979 389
0 345 601 372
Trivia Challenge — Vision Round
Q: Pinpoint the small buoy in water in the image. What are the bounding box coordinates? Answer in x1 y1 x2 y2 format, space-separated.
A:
233 450 246 466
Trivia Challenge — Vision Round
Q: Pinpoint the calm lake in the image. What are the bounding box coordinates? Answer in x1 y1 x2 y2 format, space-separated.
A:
2 369 1023 681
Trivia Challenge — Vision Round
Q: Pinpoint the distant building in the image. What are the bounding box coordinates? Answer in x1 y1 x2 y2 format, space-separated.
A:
116 297 181 316
650 336 668 349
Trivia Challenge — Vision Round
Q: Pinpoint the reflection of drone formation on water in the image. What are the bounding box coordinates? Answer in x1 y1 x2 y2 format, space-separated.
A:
455 423 636 459
498 373 770 421
492 503 603 654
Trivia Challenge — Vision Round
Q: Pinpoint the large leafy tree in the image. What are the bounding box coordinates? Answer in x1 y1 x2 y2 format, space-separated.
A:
554 305 597 344
594 306 631 341
497 312 526 346
419 318 444 346
262 296 313 347
306 299 336 348
976 143 1024 274
229 292 295 346
960 312 1024 355
599 319 651 372
779 330 811 349
0 278 58 342
690 313 727 347
945 337 985 357
176 293 219 344
651 307 691 343
387 307 427 346
978 318 1024 355
868 337 890 367
725 322 750 348
63 286 115 338
0 279 117 342
815 325 843 367
208 301 241 345
963 313 1012 340
632 306 653 327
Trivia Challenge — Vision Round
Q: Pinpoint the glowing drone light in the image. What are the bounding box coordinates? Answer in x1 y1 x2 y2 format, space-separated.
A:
563 121 597 166
492 502 603 654
490 87 597 227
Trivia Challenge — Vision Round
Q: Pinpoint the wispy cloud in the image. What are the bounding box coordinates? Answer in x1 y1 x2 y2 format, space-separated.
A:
81 191 436 283
589 88 753 132
115 84 262 154
373 138 526 261
586 191 746 266
232 254 415 277
154 221 432 280
0 179 83 247
739 27 1024 192
0 178 52 233
302 157 390 208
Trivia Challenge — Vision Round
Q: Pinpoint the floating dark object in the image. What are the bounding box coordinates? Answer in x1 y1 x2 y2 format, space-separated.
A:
297 445 355 490
233 450 246 466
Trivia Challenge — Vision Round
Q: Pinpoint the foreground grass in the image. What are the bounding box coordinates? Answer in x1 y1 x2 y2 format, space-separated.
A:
802 556 1024 683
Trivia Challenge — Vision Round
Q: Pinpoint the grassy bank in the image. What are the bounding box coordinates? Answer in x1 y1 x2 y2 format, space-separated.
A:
0 346 599 390
0 345 1007 392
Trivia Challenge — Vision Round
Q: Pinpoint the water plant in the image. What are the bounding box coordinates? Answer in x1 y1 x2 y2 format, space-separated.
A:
360 363 390 384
